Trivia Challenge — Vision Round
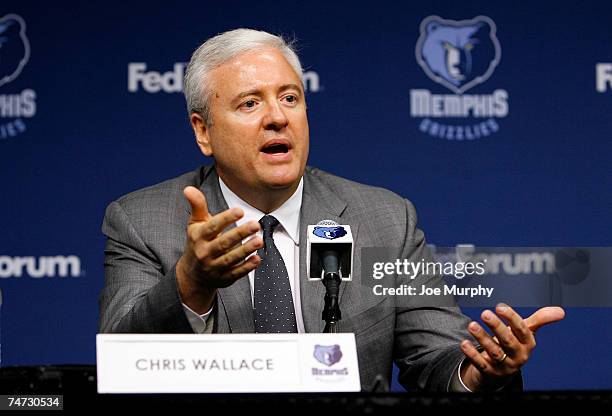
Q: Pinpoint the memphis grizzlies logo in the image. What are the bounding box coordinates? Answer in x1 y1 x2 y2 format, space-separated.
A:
409 15 508 140
313 226 347 240
0 13 36 141
0 14 30 88
416 15 501 94
313 344 343 366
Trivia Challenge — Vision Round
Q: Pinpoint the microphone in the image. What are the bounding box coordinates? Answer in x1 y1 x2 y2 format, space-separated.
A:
306 221 354 333
306 220 353 281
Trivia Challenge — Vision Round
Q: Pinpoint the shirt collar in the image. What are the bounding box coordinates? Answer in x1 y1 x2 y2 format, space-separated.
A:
218 176 303 245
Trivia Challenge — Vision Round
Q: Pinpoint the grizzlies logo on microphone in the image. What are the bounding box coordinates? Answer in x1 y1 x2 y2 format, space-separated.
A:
313 226 347 240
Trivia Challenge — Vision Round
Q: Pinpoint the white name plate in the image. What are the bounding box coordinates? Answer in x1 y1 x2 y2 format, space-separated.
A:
96 333 360 393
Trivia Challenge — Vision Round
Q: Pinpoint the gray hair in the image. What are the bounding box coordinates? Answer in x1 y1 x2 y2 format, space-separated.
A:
184 28 303 125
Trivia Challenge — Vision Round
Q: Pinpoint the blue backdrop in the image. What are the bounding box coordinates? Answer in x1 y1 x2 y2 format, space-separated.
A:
1 1 611 390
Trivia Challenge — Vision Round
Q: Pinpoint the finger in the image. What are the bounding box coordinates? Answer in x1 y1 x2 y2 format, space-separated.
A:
524 307 566 333
197 207 244 240
461 340 492 374
224 255 261 281
496 303 534 345
211 235 264 269
183 186 210 223
481 309 520 355
467 321 507 363
207 221 261 258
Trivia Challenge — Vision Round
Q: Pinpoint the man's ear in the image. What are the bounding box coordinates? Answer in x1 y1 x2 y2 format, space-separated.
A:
190 112 213 157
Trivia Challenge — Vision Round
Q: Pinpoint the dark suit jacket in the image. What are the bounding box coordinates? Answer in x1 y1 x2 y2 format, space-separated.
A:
100 165 512 392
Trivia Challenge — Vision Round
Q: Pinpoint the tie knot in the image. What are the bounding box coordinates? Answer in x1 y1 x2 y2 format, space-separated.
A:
259 215 279 238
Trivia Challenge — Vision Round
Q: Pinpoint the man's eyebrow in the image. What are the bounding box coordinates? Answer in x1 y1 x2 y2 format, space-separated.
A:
232 84 303 102
278 83 303 94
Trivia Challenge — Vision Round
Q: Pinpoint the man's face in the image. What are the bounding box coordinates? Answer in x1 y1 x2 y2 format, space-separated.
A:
192 47 309 194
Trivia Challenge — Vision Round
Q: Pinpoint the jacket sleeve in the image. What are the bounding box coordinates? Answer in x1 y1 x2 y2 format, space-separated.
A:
98 200 193 333
393 199 522 391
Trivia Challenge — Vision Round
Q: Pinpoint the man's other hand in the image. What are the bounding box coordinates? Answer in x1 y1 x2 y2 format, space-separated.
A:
176 186 263 314
460 304 565 391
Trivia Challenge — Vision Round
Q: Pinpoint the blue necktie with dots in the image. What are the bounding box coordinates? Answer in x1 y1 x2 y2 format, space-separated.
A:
253 215 298 333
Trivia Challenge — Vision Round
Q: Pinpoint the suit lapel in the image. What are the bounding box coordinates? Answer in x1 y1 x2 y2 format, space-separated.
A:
196 166 254 333
299 169 359 333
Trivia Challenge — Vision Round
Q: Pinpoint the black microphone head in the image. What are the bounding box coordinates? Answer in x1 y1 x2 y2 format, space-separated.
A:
321 249 340 274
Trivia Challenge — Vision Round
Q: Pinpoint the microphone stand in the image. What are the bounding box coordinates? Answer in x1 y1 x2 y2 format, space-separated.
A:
321 251 342 333
322 272 341 333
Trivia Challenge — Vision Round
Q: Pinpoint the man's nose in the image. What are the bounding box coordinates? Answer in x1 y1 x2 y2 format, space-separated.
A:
262 100 289 130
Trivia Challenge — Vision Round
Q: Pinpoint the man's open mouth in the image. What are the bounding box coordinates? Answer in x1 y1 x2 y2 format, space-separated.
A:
260 140 291 154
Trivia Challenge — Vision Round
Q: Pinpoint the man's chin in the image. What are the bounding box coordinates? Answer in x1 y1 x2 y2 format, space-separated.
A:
259 169 302 190
262 178 300 190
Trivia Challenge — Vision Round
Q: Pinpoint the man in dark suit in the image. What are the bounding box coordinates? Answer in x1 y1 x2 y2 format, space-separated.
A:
100 28 564 392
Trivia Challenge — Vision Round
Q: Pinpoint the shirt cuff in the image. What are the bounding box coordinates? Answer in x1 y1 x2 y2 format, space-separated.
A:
451 357 508 392
182 303 214 334
448 357 473 392
456 357 474 392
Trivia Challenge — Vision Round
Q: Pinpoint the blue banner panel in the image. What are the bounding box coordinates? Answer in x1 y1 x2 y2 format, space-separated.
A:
1 1 611 390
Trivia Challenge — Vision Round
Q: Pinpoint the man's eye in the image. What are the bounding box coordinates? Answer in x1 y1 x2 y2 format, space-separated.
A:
284 95 297 103
243 100 256 108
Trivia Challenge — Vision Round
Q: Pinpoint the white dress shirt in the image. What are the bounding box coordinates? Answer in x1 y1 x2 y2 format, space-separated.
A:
183 177 305 334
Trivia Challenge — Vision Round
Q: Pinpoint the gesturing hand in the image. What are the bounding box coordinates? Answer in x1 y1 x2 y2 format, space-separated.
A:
176 186 263 313
460 304 566 391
